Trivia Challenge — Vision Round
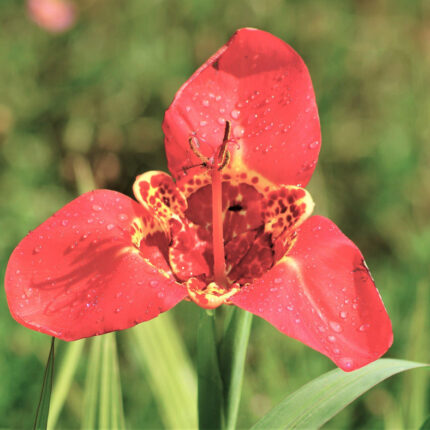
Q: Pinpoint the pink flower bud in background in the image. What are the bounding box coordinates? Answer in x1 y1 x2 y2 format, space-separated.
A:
27 0 76 33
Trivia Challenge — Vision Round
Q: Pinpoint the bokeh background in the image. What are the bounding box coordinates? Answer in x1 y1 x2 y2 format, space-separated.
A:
1 0 429 428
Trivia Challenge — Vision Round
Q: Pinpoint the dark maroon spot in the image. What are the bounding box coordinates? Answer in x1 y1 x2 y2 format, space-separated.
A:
212 59 219 70
228 205 243 212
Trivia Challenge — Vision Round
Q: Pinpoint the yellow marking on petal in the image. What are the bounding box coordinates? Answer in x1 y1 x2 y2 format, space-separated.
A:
264 186 314 239
133 171 189 238
186 279 240 309
130 217 145 248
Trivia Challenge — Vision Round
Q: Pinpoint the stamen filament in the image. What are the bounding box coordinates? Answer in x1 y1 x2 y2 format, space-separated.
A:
211 165 227 287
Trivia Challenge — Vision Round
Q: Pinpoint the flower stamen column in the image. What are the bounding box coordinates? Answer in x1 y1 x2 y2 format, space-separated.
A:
212 122 231 288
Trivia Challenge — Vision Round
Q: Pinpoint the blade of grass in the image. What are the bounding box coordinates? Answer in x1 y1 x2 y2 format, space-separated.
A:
251 359 428 430
402 280 429 428
33 338 55 430
220 308 253 430
127 312 197 429
99 334 113 429
82 336 102 429
47 339 85 430
197 309 223 430
111 334 126 429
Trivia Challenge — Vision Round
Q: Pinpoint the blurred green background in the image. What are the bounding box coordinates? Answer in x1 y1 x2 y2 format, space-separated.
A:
1 0 429 428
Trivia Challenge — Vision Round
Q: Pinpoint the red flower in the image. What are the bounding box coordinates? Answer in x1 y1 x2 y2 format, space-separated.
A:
5 28 392 371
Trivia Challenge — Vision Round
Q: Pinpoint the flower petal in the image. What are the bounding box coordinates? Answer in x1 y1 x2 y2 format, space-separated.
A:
5 190 187 340
231 216 393 371
163 27 320 187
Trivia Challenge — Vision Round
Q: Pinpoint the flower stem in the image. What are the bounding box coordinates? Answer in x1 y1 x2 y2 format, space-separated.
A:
212 166 227 286
197 309 224 429
220 308 253 430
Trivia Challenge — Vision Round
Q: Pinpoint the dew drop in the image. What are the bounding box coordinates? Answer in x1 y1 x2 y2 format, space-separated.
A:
202 100 209 107
118 213 128 221
157 291 165 299
327 335 336 343
329 321 343 333
61 219 69 226
150 280 158 287
274 278 283 284
339 357 354 370
106 224 115 231
185 106 191 112
233 125 245 138
199 120 207 127
339 311 347 319
114 307 122 313
231 109 240 119
286 305 294 311
92 204 102 211
217 117 226 125
33 245 42 254
309 140 320 149
358 323 370 332
87 218 94 224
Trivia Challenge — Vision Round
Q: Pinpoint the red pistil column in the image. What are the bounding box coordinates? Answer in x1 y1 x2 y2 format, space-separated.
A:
211 164 227 287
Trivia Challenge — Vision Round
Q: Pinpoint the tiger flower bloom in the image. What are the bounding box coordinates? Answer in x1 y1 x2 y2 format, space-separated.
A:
5 28 392 371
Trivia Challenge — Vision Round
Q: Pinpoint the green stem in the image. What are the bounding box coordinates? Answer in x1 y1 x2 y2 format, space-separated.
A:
197 309 224 430
220 308 253 430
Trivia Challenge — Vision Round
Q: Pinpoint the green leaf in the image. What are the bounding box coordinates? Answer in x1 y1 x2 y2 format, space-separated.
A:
82 334 125 430
252 358 428 430
219 308 253 430
82 336 102 429
127 312 197 429
33 338 55 430
47 339 86 430
197 309 223 430
420 416 430 430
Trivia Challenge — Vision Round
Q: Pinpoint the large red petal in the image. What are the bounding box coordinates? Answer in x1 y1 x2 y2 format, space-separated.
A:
5 190 187 340
163 27 320 187
231 216 392 371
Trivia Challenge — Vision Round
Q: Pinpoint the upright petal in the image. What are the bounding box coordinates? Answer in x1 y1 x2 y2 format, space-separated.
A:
5 190 187 340
163 27 320 187
231 216 392 371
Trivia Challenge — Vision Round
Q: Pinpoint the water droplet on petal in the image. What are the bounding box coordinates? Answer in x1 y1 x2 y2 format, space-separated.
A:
233 125 245 138
106 224 115 231
329 321 343 333
339 311 347 319
92 204 102 211
202 100 209 107
61 219 69 226
339 357 354 370
327 335 336 343
118 213 128 221
231 109 240 119
33 245 42 254
309 140 320 149
200 120 207 127
358 323 370 332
